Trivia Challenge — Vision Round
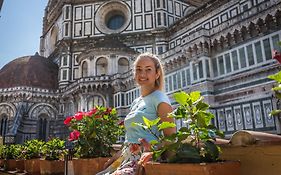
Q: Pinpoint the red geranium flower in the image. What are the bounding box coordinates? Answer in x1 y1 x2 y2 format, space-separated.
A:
64 116 73 125
64 106 124 158
85 108 97 117
74 111 84 120
69 130 80 141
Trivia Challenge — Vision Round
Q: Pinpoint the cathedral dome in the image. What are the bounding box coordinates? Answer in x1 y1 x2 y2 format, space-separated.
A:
0 53 58 90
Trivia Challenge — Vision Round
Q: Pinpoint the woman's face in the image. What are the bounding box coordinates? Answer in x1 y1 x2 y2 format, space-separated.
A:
134 57 160 89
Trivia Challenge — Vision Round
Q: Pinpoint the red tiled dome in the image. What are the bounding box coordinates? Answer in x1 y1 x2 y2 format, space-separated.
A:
0 53 58 90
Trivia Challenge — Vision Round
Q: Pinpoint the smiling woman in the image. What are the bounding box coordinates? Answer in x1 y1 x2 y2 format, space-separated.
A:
96 53 176 175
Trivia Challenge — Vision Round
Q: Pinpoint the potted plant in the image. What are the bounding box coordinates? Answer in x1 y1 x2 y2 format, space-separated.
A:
134 91 241 175
2 144 19 171
0 144 5 168
64 106 124 175
268 71 281 115
22 139 45 175
40 137 67 175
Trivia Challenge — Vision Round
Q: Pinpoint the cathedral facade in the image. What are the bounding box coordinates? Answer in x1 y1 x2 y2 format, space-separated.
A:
0 0 280 144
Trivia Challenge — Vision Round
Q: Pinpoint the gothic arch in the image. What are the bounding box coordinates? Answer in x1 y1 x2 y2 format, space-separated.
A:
96 57 108 76
0 103 16 120
0 113 8 137
81 60 89 77
37 113 49 141
29 103 57 120
118 57 129 74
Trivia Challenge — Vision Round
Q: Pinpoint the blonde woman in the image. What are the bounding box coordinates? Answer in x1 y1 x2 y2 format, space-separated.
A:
97 53 176 175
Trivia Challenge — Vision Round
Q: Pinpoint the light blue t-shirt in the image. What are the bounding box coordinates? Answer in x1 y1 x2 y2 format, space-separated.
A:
124 90 171 144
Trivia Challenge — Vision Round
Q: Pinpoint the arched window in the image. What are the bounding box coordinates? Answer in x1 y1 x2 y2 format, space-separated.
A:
87 95 105 110
0 114 8 137
82 61 88 77
118 57 129 73
38 115 48 141
96 57 108 75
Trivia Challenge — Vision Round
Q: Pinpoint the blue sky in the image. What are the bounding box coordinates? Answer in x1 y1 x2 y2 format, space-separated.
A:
0 0 48 69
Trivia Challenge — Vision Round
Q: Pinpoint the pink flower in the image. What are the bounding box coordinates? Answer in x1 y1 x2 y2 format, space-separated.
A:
273 50 281 64
64 116 73 125
69 130 80 141
74 112 84 120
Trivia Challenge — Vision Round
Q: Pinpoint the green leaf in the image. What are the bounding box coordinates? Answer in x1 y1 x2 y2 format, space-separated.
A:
197 114 208 128
190 91 201 103
131 122 148 129
268 71 281 83
143 117 152 128
272 85 281 91
270 110 281 116
173 91 189 105
196 101 209 111
149 140 159 146
150 117 161 126
158 122 176 130
275 92 281 99
152 149 166 161
179 127 189 132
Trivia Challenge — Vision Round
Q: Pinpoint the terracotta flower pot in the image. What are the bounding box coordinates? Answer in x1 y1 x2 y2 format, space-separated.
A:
72 157 110 175
40 159 64 175
144 161 241 175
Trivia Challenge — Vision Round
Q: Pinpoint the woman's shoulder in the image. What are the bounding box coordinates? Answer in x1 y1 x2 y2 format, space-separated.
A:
149 90 170 103
151 90 167 98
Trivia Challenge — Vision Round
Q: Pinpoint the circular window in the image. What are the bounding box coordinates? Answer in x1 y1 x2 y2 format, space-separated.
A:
95 1 131 34
106 13 125 30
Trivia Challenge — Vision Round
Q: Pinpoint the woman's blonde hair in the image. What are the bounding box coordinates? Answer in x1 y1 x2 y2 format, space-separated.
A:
133 52 165 91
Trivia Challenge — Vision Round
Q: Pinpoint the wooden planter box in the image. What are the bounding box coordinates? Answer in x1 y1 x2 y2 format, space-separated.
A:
220 141 281 175
72 157 109 175
16 159 25 172
144 161 241 175
40 159 64 175
6 159 17 171
24 158 41 175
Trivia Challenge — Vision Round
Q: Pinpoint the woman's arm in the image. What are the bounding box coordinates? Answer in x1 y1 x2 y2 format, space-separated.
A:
157 102 176 136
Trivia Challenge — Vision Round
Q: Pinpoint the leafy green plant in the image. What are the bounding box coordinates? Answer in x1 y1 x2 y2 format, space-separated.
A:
64 106 124 158
0 145 5 159
22 139 45 159
268 41 281 116
41 138 67 160
2 144 23 160
134 91 224 163
268 71 281 116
